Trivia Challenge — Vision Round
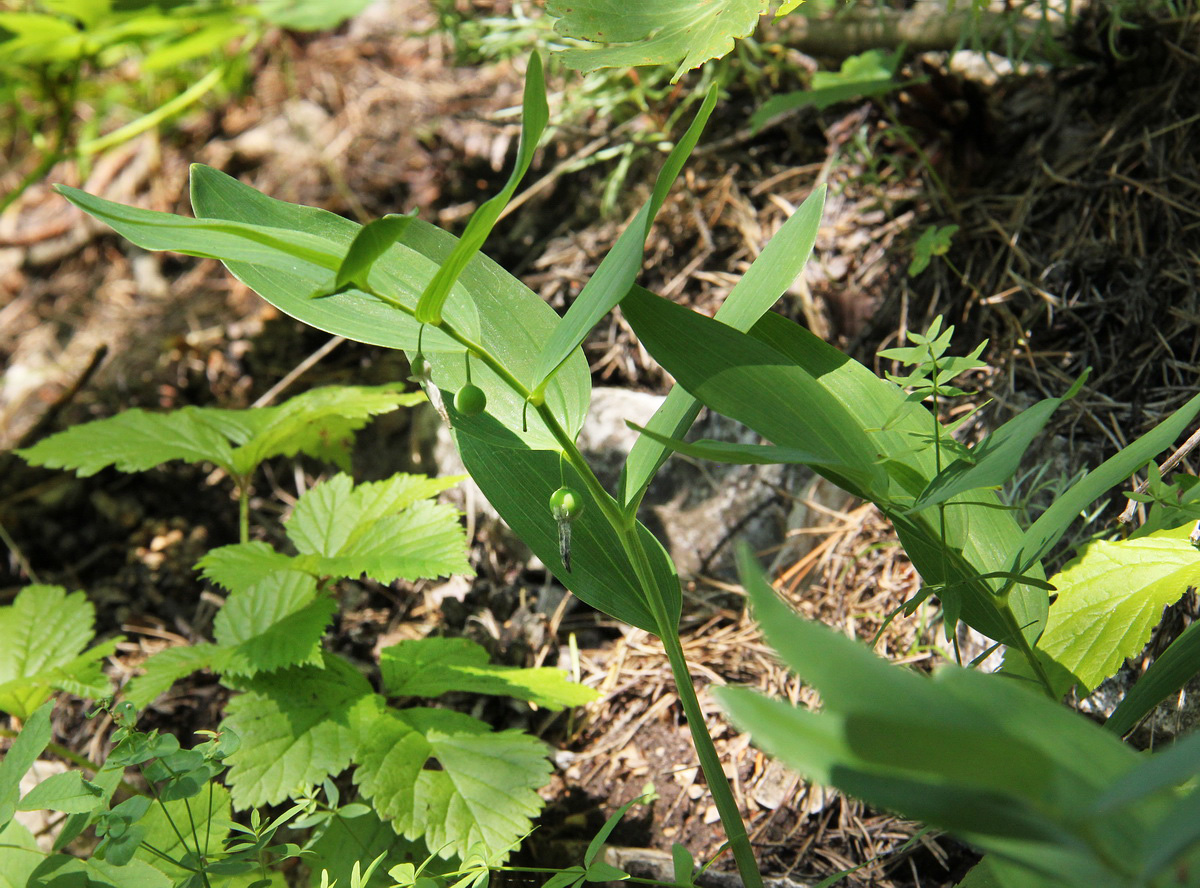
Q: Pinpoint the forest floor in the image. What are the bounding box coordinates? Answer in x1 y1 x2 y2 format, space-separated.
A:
2 1 1200 886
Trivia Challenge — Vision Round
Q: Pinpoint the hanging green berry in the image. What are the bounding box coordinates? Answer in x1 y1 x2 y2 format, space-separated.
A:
550 486 583 570
454 383 487 416
453 349 486 416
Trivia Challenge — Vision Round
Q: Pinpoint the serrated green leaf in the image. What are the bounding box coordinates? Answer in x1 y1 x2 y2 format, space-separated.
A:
17 408 237 477
1032 524 1200 696
227 385 420 475
17 770 103 814
122 644 222 710
222 655 373 807
353 707 551 861
0 586 112 719
548 0 769 82
199 542 295 592
1106 620 1200 737
0 700 52 829
204 475 470 587
214 571 333 676
288 473 471 581
17 386 417 480
379 638 596 709
287 472 459 556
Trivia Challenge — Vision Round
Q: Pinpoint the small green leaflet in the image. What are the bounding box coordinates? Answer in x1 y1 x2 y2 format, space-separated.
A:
221 655 373 808
212 570 334 677
379 637 596 709
17 384 421 478
1033 523 1200 697
548 0 769 83
122 644 221 710
0 586 116 719
200 472 470 589
909 224 960 277
353 706 551 862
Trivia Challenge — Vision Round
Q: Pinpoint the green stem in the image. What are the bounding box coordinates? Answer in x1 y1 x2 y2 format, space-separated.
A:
357 285 764 887
237 477 250 545
622 527 763 888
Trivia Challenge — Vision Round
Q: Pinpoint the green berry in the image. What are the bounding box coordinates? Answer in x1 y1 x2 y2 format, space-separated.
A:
549 486 584 522
454 383 487 416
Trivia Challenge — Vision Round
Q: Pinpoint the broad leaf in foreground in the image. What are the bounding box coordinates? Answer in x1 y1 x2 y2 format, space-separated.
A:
548 0 768 82
380 638 596 709
353 706 551 861
0 586 115 719
221 655 373 807
717 548 1155 888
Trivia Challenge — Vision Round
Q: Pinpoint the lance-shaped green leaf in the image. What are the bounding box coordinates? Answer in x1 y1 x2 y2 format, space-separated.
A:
379 638 596 709
0 586 115 719
18 384 419 479
1106 620 1200 737
529 86 717 398
315 212 418 297
621 286 887 498
627 423 850 471
17 771 104 815
1026 524 1200 698
353 706 551 862
909 371 1089 514
189 164 591 448
455 431 680 633
62 165 482 350
548 0 768 82
619 185 827 510
222 654 373 808
415 52 548 325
